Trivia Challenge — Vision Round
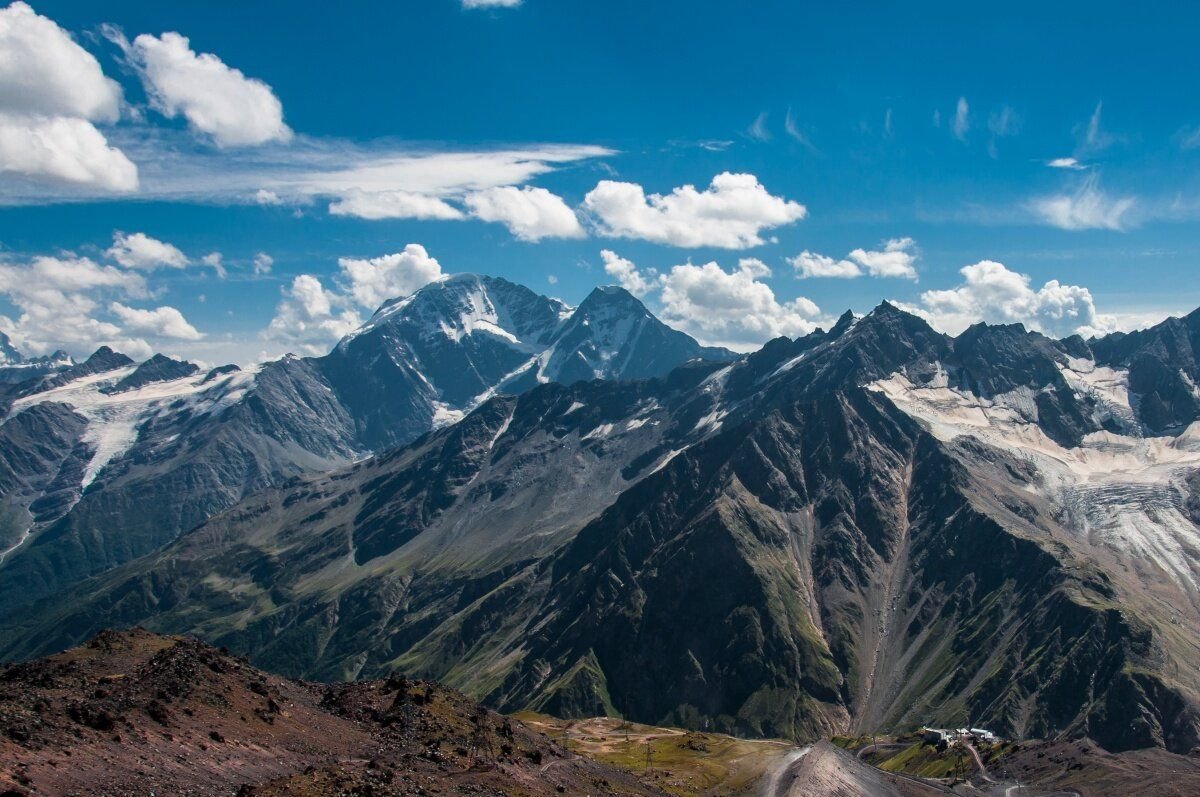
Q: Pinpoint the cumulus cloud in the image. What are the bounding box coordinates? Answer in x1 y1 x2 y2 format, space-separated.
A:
790 251 861 279
328 189 464 220
583 172 807 249
110 302 202 340
0 114 137 191
790 237 918 280
106 231 189 270
0 2 122 121
462 0 521 7
120 31 290 147
0 254 152 357
601 250 656 297
0 3 136 192
337 244 444 310
1030 174 1135 231
266 274 361 355
953 97 969 141
906 260 1105 338
266 244 446 353
464 186 584 241
597 251 824 348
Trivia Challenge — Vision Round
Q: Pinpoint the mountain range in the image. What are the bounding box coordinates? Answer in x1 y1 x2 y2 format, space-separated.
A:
1 274 1199 759
0 275 731 611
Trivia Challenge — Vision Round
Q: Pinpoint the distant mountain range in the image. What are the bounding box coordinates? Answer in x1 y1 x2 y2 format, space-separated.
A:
0 275 733 610
2 277 1199 757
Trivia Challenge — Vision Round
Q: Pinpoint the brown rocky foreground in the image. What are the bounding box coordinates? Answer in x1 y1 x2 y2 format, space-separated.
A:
0 628 666 796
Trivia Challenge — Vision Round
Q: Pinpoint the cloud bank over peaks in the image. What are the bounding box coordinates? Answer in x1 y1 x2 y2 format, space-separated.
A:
602 249 825 349
266 244 446 354
901 259 1119 338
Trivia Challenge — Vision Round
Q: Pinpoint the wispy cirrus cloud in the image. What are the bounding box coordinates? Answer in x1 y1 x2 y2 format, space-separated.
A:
952 97 970 141
1030 174 1136 231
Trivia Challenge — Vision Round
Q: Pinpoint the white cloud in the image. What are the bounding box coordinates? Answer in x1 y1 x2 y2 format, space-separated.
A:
601 249 657 297
265 244 445 352
463 0 521 7
337 244 444 310
953 97 969 141
110 302 203 340
0 113 138 191
597 251 823 348
747 111 771 142
789 251 862 279
1047 157 1085 170
0 4 134 191
253 252 273 275
254 188 282 205
265 274 361 355
1078 101 1114 155
907 260 1104 338
583 172 807 249
658 259 823 348
0 133 612 209
464 186 584 241
328 189 464 221
790 237 918 280
847 237 918 279
0 255 150 357
0 2 122 122
106 231 189 270
784 108 817 151
201 252 226 278
303 146 609 203
1030 174 1135 231
123 31 290 147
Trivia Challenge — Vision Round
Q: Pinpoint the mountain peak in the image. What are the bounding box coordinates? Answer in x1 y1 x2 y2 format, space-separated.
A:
828 309 857 339
575 284 651 317
0 330 22 365
84 346 135 371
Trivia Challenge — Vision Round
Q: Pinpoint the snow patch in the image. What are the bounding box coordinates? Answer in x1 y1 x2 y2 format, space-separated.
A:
582 422 615 441
431 402 465 429
7 364 258 490
871 369 1200 590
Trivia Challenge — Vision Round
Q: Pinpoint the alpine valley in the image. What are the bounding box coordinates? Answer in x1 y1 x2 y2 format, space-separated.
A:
3 273 1200 788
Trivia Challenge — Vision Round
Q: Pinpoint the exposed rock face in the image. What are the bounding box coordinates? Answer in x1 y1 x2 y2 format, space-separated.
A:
5 303 1200 755
0 276 732 612
1090 307 1200 434
103 353 200 393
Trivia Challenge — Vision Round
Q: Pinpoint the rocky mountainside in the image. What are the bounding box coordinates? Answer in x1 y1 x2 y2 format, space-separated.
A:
0 277 731 613
0 331 73 385
0 628 665 797
5 302 1199 755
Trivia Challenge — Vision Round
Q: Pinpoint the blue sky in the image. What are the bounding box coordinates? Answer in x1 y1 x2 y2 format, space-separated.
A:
2 0 1199 364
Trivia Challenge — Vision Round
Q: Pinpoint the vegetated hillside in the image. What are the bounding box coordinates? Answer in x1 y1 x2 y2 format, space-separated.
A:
0 628 667 796
4 303 1200 756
